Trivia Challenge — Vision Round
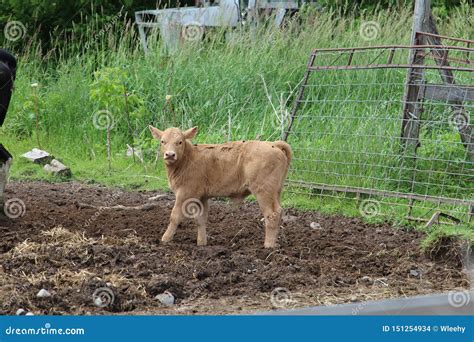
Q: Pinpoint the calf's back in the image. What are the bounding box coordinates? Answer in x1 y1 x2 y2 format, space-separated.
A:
171 140 291 198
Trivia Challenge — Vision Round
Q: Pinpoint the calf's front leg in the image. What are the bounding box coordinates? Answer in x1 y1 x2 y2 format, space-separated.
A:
162 197 185 243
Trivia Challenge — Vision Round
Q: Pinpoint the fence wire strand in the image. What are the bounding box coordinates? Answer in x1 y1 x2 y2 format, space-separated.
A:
285 44 473 222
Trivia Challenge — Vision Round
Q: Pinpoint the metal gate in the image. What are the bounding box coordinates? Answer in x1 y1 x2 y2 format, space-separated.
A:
284 33 473 223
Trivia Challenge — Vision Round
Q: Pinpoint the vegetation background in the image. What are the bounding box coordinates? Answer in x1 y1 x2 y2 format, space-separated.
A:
0 0 469 48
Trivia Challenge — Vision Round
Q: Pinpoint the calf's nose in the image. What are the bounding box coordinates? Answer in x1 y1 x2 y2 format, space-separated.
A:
164 151 176 159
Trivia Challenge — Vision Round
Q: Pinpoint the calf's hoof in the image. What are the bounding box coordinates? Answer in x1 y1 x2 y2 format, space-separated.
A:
264 241 278 249
161 234 173 243
197 239 207 247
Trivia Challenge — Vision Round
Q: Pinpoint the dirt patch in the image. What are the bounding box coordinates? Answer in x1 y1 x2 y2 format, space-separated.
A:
0 181 469 315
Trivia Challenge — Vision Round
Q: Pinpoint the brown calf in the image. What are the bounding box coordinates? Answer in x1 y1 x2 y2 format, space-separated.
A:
149 126 292 248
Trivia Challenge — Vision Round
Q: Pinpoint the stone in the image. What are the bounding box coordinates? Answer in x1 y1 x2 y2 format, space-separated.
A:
94 297 104 307
44 159 71 177
36 288 51 298
154 291 175 307
360 276 373 285
282 215 298 223
21 149 52 164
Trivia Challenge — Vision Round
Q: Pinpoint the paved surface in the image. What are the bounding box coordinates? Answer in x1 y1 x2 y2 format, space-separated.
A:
261 290 474 315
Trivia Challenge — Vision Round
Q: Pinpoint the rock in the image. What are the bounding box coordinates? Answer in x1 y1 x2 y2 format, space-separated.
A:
409 269 420 277
282 215 298 223
154 291 175 307
21 149 52 164
25 312 34 316
16 308 26 315
360 276 373 285
36 289 51 298
44 159 71 177
310 222 322 230
94 297 104 307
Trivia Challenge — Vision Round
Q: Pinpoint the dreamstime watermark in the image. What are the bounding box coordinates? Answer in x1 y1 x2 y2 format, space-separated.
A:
448 290 471 308
352 301 368 315
359 199 381 218
270 287 293 309
5 322 85 336
83 191 120 227
181 198 204 218
181 21 204 42
449 110 470 131
92 287 115 308
92 110 115 130
3 198 26 219
4 20 26 42
188 280 209 301
359 21 380 41
84 9 123 50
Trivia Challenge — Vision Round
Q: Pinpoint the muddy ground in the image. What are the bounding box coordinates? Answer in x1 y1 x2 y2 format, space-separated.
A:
0 181 469 315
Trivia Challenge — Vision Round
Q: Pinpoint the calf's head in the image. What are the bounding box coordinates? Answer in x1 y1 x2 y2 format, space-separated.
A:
149 126 198 165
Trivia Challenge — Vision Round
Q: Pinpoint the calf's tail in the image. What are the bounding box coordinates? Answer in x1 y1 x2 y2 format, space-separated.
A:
273 141 292 167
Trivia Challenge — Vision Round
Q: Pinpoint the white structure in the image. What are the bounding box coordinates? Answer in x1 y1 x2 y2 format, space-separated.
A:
135 0 307 53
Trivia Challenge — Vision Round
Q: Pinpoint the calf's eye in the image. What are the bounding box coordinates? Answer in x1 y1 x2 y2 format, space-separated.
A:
179 141 182 145
161 140 165 144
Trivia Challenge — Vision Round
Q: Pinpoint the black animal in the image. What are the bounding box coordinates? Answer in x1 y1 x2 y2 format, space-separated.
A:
0 48 16 163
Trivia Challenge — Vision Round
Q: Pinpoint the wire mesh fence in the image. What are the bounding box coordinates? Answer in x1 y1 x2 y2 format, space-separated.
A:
284 40 473 223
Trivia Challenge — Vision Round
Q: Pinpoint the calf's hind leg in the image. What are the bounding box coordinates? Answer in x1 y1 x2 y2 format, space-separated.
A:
255 192 282 248
195 198 209 246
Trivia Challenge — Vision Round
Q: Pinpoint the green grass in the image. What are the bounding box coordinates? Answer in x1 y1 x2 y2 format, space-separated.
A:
1 5 472 246
421 224 474 250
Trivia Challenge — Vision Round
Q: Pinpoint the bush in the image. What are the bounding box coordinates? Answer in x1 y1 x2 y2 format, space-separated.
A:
0 0 194 49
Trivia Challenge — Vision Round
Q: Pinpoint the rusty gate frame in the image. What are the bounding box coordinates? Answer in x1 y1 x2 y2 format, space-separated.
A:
401 32 473 161
283 36 474 223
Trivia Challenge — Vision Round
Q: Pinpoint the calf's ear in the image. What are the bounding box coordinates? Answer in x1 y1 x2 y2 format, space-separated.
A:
149 125 163 140
183 126 198 140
